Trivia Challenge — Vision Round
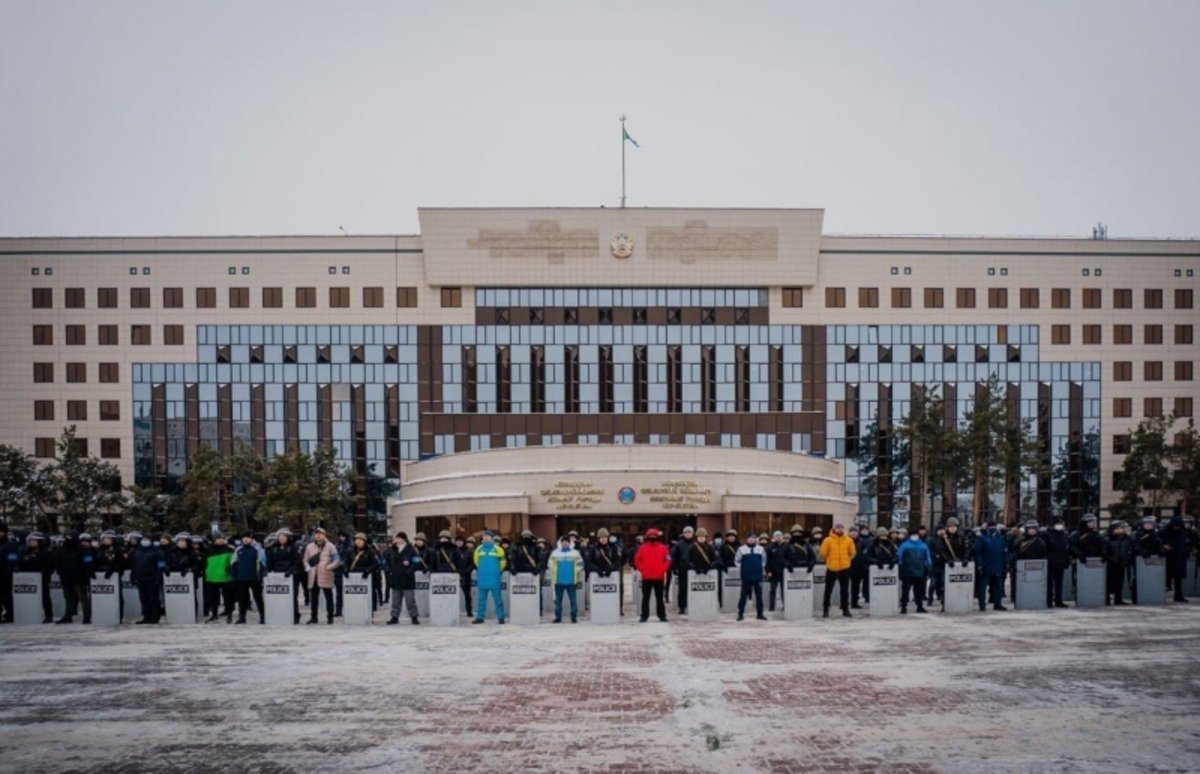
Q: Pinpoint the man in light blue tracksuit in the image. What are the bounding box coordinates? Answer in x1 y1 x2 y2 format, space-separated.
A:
472 530 507 624
549 536 583 623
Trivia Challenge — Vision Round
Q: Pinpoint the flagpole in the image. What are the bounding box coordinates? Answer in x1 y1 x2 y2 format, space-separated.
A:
620 114 626 208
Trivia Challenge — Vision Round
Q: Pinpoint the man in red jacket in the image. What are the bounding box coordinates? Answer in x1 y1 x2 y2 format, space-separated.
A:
634 528 671 623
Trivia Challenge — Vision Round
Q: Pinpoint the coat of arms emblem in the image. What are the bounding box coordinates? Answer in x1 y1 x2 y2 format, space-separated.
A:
610 233 634 259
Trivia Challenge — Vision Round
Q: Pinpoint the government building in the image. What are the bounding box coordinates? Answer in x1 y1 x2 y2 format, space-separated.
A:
3 208 1196 540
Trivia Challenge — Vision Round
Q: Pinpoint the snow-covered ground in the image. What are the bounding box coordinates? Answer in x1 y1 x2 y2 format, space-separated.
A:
1 602 1198 773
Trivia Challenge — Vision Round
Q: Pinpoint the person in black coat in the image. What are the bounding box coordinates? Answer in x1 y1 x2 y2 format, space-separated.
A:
1070 514 1106 560
1104 521 1134 605
0 521 18 623
507 530 541 577
670 527 695 615
266 528 303 623
1011 521 1047 607
1161 516 1193 602
55 533 94 624
382 532 423 624
455 536 474 614
1043 517 1072 608
1131 516 1165 604
766 531 788 612
18 532 55 623
229 532 264 624
685 529 720 578
782 526 816 572
129 537 166 624
849 524 872 610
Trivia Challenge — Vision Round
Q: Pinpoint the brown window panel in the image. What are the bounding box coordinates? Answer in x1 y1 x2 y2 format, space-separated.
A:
1143 325 1163 345
164 325 184 345
564 345 579 414
988 288 1008 309
363 286 384 308
1113 434 1132 454
97 287 118 308
633 346 648 413
1113 397 1132 417
65 325 86 345
296 287 316 308
131 325 151 345
98 325 118 345
32 288 53 309
67 400 87 420
1113 288 1132 309
955 288 976 309
1113 361 1132 381
1113 325 1132 345
1082 325 1101 345
397 286 418 308
1144 361 1163 381
1144 288 1163 309
35 438 56 458
1176 288 1194 310
130 287 150 308
32 325 53 345
891 287 911 308
1175 325 1193 345
825 287 846 308
1176 361 1194 381
598 345 614 413
196 287 216 308
34 400 54 421
1144 397 1163 417
782 287 803 308
858 287 879 308
33 362 54 383
1049 288 1070 308
262 287 283 308
1050 325 1071 345
1020 288 1040 308
66 363 87 383
922 287 944 308
99 363 119 383
163 287 184 308
496 346 512 413
100 438 121 459
1175 397 1194 417
64 287 86 309
441 287 463 308
228 287 250 308
99 400 120 421
735 345 750 412
329 286 350 308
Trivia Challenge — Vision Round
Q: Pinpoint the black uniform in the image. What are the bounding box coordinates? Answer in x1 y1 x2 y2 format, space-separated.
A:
267 539 303 622
55 536 94 623
670 536 694 614
18 541 54 622
0 533 18 622
1104 528 1134 604
766 539 787 611
850 531 873 607
1132 526 1165 604
1043 528 1072 607
1011 532 1047 607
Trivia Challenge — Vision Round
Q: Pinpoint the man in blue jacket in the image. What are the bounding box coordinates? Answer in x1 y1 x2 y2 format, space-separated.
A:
734 533 768 621
472 530 507 624
129 536 167 624
973 521 1009 612
895 530 932 614
230 531 265 624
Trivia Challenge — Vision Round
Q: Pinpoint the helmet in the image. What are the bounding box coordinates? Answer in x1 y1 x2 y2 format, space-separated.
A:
1081 513 1097 524
946 517 960 528
100 529 117 540
78 532 93 542
1141 515 1156 525
354 532 368 542
277 528 292 538
173 532 190 543
440 530 453 539
28 531 47 543
127 531 143 542
876 527 888 539
1024 520 1040 530
596 528 609 538
414 532 426 541
789 524 803 534
695 528 708 538
519 529 532 539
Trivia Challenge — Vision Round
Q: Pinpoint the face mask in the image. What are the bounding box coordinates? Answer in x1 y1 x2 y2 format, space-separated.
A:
140 539 151 548
714 538 723 547
909 535 920 542
1054 524 1064 531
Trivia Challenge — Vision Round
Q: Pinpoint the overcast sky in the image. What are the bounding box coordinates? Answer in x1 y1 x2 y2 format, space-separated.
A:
2 1 1197 239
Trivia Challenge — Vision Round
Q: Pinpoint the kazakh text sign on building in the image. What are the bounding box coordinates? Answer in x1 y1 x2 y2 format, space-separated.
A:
642 480 713 510
542 480 604 511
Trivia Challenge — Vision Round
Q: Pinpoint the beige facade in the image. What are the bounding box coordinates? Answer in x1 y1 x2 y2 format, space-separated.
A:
2 207 1197 528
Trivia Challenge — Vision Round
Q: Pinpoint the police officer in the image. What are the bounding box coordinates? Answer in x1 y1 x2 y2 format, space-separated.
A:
588 528 624 615
927 524 948 608
685 528 720 581
866 527 897 567
1132 515 1165 604
1104 521 1133 605
55 532 94 624
1162 516 1194 603
849 522 872 609
1011 520 1047 607
459 536 476 614
266 528 302 624
1070 514 1105 560
18 531 54 623
671 526 695 615
129 533 166 624
1044 516 1072 608
508 529 541 577
973 521 1009 611
782 525 816 572
766 531 787 612
431 530 464 574
0 522 18 623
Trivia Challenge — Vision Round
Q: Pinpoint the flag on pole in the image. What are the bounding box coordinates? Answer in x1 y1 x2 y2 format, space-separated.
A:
623 127 639 147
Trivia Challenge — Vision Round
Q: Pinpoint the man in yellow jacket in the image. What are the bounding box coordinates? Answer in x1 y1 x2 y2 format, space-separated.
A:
819 523 857 618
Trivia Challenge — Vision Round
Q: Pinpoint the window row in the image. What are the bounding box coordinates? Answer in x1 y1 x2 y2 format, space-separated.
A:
1111 361 1193 381
1112 397 1195 418
33 437 121 459
30 286 427 310
32 363 121 383
820 286 1195 311
33 400 121 421
33 325 185 346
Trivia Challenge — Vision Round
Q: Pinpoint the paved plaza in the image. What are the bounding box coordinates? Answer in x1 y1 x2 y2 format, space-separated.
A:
0 603 1197 773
